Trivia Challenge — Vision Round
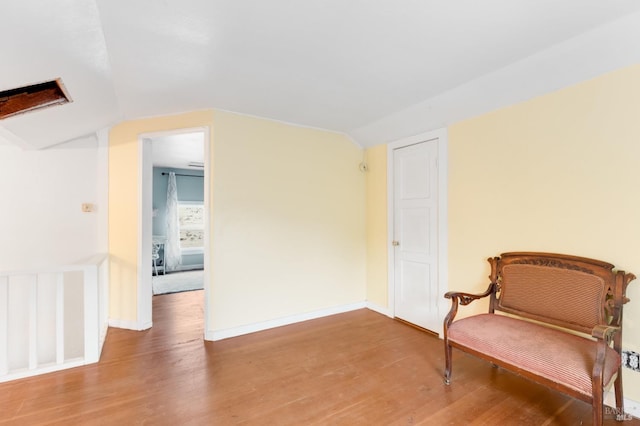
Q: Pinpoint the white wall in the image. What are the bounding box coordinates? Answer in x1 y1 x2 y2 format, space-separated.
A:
0 136 107 271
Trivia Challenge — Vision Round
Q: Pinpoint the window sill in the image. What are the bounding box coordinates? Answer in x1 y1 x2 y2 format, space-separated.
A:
181 247 204 255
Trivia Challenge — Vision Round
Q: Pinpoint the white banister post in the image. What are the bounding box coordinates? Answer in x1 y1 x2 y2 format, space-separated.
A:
0 276 8 376
28 275 38 370
99 258 109 341
83 266 99 363
56 273 65 365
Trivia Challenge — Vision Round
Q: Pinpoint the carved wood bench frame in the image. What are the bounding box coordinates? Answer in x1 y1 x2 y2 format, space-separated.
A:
443 252 635 425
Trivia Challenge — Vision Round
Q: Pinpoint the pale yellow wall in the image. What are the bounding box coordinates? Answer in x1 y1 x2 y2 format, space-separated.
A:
365 145 388 308
108 110 214 322
108 108 366 331
449 64 640 400
211 111 366 331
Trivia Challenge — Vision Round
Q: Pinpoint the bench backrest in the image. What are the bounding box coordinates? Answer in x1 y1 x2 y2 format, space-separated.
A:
490 252 633 335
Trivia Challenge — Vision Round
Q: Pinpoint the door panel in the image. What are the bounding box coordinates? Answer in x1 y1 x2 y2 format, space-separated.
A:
393 140 439 333
400 208 430 254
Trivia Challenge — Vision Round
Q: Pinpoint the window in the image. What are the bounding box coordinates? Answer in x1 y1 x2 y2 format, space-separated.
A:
178 202 204 252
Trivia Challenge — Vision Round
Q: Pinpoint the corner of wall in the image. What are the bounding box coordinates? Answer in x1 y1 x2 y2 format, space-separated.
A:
364 144 388 308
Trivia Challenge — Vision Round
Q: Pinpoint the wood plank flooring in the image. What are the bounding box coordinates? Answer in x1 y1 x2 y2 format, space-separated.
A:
1 290 637 425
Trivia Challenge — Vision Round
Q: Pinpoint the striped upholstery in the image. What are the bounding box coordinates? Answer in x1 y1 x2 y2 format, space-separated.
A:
499 264 605 328
447 314 621 397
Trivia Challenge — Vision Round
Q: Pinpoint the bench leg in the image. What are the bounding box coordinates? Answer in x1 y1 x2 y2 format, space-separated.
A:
592 385 604 426
614 368 625 422
444 341 452 385
593 390 603 425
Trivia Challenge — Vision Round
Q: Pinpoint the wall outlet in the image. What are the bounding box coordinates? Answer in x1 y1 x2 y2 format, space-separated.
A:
622 350 640 372
81 203 94 213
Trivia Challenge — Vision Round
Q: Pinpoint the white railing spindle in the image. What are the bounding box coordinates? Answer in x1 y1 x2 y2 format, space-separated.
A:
56 272 65 365
28 277 38 370
0 276 7 376
83 265 99 363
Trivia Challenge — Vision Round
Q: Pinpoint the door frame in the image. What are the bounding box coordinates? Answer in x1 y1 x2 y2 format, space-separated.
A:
386 128 448 335
137 126 211 334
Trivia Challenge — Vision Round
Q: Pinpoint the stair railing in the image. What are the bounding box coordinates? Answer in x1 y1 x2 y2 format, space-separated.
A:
0 254 109 382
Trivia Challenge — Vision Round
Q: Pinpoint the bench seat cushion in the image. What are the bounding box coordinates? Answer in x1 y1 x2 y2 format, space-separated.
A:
447 314 621 397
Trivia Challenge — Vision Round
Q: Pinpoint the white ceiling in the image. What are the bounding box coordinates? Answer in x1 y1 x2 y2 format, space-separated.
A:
2 1 640 150
151 131 204 169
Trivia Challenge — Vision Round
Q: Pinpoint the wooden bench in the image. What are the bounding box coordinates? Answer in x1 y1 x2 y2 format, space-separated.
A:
443 252 635 425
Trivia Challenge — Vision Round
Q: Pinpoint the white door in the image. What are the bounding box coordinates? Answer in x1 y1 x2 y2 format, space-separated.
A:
393 140 439 333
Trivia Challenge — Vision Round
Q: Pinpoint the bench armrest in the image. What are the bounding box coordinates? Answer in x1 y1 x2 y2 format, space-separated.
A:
443 283 497 330
591 324 619 342
591 324 621 396
444 288 492 305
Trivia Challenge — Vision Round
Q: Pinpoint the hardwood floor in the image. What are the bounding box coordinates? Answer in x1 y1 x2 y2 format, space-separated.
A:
1 290 637 425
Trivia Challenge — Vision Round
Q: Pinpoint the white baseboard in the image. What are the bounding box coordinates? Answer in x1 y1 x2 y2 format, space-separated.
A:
625 399 640 420
366 301 392 317
206 301 367 341
92 323 110 363
0 358 86 384
108 318 152 331
605 390 640 419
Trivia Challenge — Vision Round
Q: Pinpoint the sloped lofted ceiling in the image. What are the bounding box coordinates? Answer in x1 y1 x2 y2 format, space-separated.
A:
2 0 640 150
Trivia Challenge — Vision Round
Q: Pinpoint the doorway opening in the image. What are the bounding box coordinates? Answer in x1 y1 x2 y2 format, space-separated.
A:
138 128 211 335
